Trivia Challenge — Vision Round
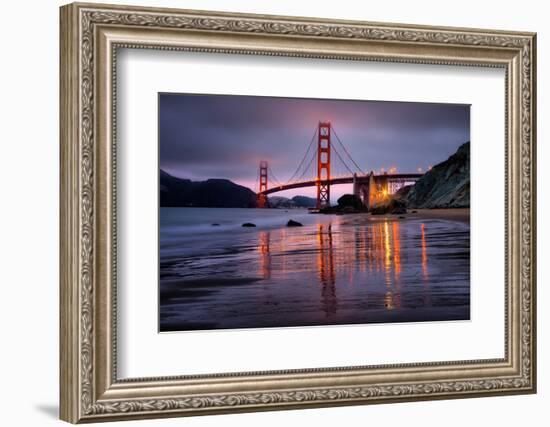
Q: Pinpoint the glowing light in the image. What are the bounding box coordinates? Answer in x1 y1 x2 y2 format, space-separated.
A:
383 221 392 287
417 167 423 173
258 231 271 279
392 222 401 276
421 223 429 280
316 224 337 315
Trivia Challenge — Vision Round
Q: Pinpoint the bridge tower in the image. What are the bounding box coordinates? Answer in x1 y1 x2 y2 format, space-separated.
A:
316 122 331 209
258 160 268 208
367 171 378 210
353 171 377 211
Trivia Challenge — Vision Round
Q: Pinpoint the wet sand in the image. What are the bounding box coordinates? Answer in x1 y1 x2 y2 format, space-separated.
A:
160 207 471 332
340 208 470 228
349 208 470 223
407 208 470 223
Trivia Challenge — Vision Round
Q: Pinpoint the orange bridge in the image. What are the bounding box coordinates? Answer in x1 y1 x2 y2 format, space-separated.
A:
256 122 423 210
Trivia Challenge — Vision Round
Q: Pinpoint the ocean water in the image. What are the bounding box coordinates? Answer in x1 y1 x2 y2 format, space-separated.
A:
159 207 470 331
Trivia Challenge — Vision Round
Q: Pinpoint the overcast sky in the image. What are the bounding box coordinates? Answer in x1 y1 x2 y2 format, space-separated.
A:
159 93 469 201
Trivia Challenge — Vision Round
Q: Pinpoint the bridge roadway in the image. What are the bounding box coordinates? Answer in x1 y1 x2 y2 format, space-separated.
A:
260 173 423 196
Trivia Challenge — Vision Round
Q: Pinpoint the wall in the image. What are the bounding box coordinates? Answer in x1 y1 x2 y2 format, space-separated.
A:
0 0 545 425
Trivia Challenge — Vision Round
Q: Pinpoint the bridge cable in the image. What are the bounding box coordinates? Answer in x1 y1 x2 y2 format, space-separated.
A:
267 166 283 187
331 126 366 175
295 146 318 183
267 177 282 189
331 143 356 176
285 125 319 185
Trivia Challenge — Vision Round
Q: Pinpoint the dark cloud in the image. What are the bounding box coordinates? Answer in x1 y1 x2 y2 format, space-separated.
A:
160 93 470 193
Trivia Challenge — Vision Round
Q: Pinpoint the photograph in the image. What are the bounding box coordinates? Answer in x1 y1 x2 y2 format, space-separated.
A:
56 3 536 422
159 94 471 332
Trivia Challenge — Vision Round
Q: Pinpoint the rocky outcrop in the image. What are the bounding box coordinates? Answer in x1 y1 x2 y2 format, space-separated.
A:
394 184 412 200
337 194 364 210
370 198 407 215
406 142 470 209
160 169 258 208
318 194 367 214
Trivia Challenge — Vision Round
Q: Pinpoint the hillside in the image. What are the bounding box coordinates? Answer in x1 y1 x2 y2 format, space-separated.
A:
268 195 317 209
160 169 258 208
405 142 470 209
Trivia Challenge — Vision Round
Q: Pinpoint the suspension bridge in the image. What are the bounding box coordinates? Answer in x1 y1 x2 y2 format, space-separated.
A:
256 121 423 210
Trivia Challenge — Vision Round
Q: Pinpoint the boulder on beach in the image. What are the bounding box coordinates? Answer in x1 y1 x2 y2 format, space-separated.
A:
319 193 365 214
337 194 363 211
242 222 256 227
286 219 303 227
371 198 407 215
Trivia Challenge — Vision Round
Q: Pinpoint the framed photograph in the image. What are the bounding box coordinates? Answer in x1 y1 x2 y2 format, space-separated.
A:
60 2 537 423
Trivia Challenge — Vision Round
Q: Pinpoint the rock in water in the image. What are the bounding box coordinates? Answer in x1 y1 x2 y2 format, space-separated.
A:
242 222 256 227
287 219 303 227
211 223 220 226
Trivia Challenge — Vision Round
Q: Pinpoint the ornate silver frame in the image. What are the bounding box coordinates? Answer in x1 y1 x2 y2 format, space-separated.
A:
60 2 537 423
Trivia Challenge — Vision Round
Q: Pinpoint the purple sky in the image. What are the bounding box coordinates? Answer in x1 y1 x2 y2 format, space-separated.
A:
159 93 470 202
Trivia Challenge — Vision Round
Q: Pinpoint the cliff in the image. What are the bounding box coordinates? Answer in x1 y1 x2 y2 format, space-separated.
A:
406 142 470 209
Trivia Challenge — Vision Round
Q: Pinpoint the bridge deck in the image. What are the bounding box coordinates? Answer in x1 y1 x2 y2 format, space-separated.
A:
261 174 422 195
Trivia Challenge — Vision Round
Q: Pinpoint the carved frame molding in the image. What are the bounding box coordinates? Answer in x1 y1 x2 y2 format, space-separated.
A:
60 2 536 423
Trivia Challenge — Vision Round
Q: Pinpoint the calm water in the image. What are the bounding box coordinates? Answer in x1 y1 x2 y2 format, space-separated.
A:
160 208 470 331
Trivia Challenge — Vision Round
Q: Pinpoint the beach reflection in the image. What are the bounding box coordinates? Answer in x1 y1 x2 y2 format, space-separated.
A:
317 224 337 316
258 231 271 279
160 208 469 331
421 223 429 280
254 219 429 315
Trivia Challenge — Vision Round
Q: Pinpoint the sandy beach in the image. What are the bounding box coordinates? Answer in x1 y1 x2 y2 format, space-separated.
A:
340 208 470 228
160 207 471 332
406 208 470 223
